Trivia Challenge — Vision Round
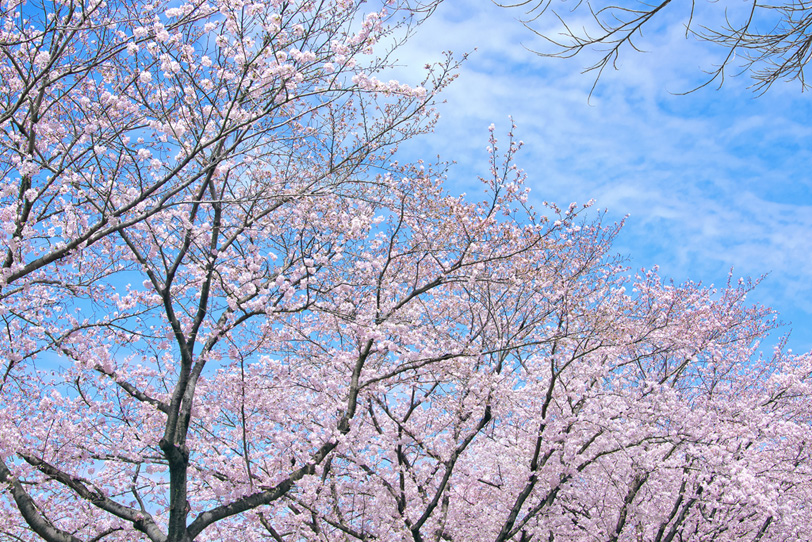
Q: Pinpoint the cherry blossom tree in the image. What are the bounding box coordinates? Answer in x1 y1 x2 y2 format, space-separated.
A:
1 0 811 541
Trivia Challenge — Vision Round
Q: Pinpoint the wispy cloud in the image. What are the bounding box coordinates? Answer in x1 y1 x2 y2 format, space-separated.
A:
393 0 812 350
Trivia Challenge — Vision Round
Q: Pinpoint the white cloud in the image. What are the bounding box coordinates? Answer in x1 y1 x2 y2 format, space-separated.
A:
392 0 812 350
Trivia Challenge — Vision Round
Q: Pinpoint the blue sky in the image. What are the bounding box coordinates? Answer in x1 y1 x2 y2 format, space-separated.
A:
393 0 812 353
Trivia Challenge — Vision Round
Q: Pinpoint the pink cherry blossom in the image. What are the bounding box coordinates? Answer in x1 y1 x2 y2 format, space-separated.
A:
0 1 808 542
